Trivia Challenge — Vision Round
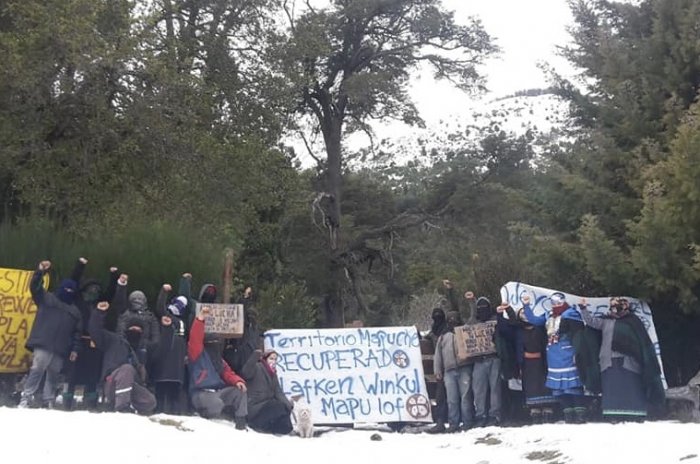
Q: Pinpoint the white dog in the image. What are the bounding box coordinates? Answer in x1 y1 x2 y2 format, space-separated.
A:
292 399 314 438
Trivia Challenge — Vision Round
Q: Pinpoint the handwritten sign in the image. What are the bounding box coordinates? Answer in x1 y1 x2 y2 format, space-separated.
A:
454 321 497 362
195 303 244 337
500 281 667 388
0 268 49 373
264 327 432 424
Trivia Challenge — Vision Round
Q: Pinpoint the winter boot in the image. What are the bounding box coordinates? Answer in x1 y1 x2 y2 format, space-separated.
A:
574 407 587 424
563 407 575 424
530 408 542 424
426 422 445 434
234 416 248 431
542 408 554 424
62 392 75 411
84 391 99 411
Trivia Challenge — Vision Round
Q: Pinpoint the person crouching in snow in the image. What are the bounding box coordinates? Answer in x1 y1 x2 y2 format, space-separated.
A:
188 306 248 429
89 301 156 414
150 283 188 415
20 260 82 409
241 349 294 435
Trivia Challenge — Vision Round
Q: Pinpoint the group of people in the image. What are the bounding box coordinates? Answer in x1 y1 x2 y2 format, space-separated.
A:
427 280 665 433
18 257 295 435
14 257 666 435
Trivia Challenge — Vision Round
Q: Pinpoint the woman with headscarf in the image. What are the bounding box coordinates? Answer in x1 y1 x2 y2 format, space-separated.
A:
241 349 294 435
577 297 664 421
521 293 589 423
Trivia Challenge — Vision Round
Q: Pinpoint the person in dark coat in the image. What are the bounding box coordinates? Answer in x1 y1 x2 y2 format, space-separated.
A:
88 298 156 414
116 289 160 348
224 285 262 373
19 260 82 409
188 306 248 429
470 296 502 427
499 303 556 423
425 307 449 433
61 257 119 410
150 283 188 415
241 349 293 434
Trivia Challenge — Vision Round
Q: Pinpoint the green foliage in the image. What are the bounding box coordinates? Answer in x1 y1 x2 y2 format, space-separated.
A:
0 217 222 301
256 281 318 329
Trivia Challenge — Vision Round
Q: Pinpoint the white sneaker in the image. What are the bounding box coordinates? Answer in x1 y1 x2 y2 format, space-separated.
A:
18 399 29 409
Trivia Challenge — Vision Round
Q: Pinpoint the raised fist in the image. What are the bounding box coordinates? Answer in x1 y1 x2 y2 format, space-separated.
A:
163 284 172 292
110 266 118 273
442 279 452 289
197 305 212 321
38 260 51 271
79 257 88 265
182 273 192 279
97 301 110 312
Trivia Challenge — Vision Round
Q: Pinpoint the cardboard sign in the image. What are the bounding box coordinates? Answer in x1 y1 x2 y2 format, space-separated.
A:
265 327 432 424
454 321 497 362
0 268 50 373
195 303 244 338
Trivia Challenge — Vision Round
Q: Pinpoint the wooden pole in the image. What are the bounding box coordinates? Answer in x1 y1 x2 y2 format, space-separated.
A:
222 248 234 304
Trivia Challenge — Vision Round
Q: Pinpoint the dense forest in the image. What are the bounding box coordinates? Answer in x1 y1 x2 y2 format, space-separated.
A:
2 0 700 386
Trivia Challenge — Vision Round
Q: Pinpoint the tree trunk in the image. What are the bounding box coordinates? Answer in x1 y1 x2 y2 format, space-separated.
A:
323 120 345 327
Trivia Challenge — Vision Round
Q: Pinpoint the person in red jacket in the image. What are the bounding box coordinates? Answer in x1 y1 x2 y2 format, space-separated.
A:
188 306 248 429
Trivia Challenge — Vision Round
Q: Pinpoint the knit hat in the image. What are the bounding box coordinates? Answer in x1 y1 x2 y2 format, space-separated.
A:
168 296 188 317
128 291 148 311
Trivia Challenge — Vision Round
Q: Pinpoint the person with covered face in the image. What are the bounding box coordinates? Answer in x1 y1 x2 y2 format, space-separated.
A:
188 306 248 429
19 260 82 408
521 293 590 423
224 285 262 373
88 298 156 414
433 310 474 432
61 257 119 410
425 307 449 433
150 283 188 415
498 302 556 423
467 296 502 426
577 297 664 421
116 288 160 349
241 349 294 435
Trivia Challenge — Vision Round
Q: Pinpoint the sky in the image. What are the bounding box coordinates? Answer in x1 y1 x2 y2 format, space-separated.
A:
2 407 700 464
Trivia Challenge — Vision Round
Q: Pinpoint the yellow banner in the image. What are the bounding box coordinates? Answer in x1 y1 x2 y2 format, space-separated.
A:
0 268 50 373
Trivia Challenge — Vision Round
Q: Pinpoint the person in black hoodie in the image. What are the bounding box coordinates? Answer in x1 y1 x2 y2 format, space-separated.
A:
469 296 502 427
61 257 119 410
19 260 82 409
89 286 156 414
150 283 188 415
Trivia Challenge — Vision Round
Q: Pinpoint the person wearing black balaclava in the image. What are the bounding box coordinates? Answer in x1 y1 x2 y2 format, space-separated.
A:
19 260 83 409
116 288 160 348
61 257 118 410
425 307 449 433
468 296 502 427
88 300 156 414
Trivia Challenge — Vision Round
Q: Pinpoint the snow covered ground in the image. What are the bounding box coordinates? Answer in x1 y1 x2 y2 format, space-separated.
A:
1 407 699 463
